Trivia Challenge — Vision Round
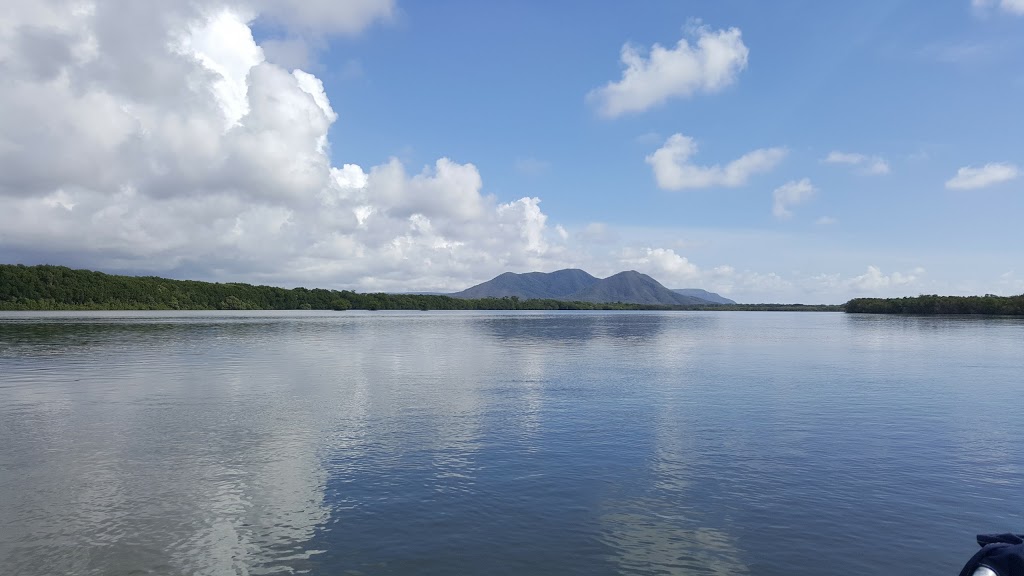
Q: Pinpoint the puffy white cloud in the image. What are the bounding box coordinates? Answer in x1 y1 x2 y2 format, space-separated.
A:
972 0 1024 15
851 266 921 291
945 163 1019 189
0 1 571 292
611 250 930 303
771 179 816 219
361 158 488 223
587 23 749 117
618 247 700 284
823 151 890 175
0 2 992 307
606 248 796 301
836 266 925 292
646 134 786 190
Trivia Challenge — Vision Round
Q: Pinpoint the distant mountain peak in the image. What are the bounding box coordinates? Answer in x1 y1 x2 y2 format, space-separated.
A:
672 288 736 305
452 269 725 306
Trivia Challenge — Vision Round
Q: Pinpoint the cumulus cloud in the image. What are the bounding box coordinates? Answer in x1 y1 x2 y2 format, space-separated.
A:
0 2 982 306
587 23 749 117
823 151 890 175
850 266 924 291
646 134 786 190
772 179 816 219
945 163 1019 189
608 248 799 301
972 0 1024 15
623 255 929 302
817 266 925 293
0 1 570 292
618 247 700 284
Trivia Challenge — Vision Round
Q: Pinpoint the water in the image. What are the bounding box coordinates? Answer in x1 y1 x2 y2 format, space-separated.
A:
1 311 1022 575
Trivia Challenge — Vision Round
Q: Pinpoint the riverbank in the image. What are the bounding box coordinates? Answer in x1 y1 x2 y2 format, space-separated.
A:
1 264 842 312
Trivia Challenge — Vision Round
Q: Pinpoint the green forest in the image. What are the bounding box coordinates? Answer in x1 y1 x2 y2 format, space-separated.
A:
0 264 751 312
8 264 1020 314
845 294 1024 315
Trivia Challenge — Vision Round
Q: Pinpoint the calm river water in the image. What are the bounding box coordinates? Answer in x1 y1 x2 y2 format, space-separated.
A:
1 311 1022 575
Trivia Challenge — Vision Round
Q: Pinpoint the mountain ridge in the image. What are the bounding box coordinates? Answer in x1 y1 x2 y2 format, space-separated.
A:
451 269 729 306
672 288 736 305
454 269 598 300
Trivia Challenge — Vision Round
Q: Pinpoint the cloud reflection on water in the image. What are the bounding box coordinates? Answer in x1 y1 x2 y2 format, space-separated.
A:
6 311 1021 575
1 314 336 575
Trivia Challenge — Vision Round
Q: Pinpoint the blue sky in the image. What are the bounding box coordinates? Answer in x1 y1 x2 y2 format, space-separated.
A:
1 0 1022 302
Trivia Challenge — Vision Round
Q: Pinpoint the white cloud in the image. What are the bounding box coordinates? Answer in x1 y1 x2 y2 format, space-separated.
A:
823 151 890 175
847 266 925 292
0 2 1005 306
619 247 700 284
972 0 1024 15
587 23 749 117
772 179 816 219
945 163 1019 189
0 1 572 293
628 256 929 302
816 216 837 226
646 134 786 190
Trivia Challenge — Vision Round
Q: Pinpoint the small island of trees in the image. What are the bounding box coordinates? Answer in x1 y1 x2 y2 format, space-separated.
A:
845 294 1024 315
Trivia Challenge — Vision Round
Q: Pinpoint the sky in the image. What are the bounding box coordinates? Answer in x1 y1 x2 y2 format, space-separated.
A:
0 0 1022 303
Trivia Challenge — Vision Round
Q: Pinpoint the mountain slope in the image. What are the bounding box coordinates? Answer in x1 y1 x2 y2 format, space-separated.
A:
453 269 717 306
672 288 736 305
568 271 709 306
452 269 597 300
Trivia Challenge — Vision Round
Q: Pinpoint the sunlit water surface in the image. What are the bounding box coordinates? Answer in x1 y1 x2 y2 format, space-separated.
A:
1 311 1022 575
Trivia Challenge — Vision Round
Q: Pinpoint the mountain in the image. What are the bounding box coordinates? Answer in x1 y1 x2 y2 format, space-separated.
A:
568 271 710 306
452 269 717 306
672 288 736 305
453 269 598 300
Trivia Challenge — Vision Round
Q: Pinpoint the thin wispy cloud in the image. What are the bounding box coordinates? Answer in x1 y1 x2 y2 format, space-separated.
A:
972 0 1024 16
823 151 890 175
945 163 1019 189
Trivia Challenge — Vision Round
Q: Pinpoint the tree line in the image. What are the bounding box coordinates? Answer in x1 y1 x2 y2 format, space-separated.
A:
18 264 1020 314
0 264 722 312
845 294 1024 315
